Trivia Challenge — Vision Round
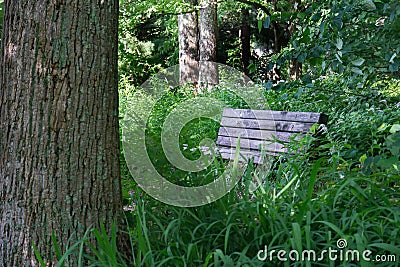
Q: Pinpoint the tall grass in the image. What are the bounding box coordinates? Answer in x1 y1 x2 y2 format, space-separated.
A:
118 77 399 266
124 152 399 266
35 77 400 266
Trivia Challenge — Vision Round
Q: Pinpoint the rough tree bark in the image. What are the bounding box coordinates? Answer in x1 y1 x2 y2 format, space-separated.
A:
178 0 199 87
0 0 127 266
198 0 218 90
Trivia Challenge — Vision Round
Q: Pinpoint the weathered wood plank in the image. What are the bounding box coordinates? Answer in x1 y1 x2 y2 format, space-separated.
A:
216 136 287 153
217 147 279 164
218 127 303 142
222 108 328 124
220 117 315 133
214 107 328 164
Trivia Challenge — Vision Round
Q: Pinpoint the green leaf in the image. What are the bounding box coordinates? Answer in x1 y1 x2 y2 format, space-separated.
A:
332 18 343 29
369 243 400 255
351 67 363 75
363 0 376 10
359 154 367 164
389 124 400 133
389 63 399 72
281 11 293 20
263 17 270 29
377 123 388 132
258 19 262 33
224 224 233 253
336 38 343 50
307 158 323 201
297 53 307 63
335 53 343 63
248 62 257 74
292 223 302 252
377 157 399 170
351 58 365 66
316 221 346 237
295 87 304 99
32 243 47 267
389 53 397 63
297 12 306 19
319 21 325 35
386 132 400 156
52 230 63 262
264 80 273 90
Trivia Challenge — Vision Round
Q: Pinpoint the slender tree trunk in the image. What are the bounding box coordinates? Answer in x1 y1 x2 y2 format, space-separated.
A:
0 1 127 266
178 0 199 87
288 0 302 80
290 59 303 80
266 0 282 81
198 0 218 91
268 20 282 81
240 8 251 76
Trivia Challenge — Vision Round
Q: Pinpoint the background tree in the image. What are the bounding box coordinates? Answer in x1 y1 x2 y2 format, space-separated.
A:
0 0 3 42
178 0 199 86
118 0 180 87
199 0 218 89
0 0 127 265
240 8 251 76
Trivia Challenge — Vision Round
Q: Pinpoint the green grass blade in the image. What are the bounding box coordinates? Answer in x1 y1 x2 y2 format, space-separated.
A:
32 242 47 267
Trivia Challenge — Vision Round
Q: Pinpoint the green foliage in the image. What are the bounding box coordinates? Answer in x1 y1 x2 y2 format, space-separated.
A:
42 52 400 267
217 1 244 69
282 0 400 81
33 223 129 267
29 0 400 265
84 223 129 267
118 75 399 265
245 0 400 85
142 84 249 188
118 0 181 86
124 158 399 266
33 228 92 267
360 123 400 175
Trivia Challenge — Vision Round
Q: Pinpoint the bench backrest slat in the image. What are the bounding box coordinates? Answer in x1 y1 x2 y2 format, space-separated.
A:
221 117 316 133
222 108 328 123
216 108 328 164
217 136 286 153
218 127 302 142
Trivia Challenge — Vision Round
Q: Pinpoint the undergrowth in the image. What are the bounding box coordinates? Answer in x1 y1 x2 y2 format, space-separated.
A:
119 76 400 266
36 76 400 266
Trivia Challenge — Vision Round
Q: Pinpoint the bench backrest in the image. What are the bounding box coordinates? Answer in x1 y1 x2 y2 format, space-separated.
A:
216 108 328 164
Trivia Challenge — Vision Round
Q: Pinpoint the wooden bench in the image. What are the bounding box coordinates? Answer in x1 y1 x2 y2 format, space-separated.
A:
214 108 328 164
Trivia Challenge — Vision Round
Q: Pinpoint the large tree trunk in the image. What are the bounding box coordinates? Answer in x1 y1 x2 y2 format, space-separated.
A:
240 8 251 76
0 0 126 266
178 0 199 87
198 0 218 91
